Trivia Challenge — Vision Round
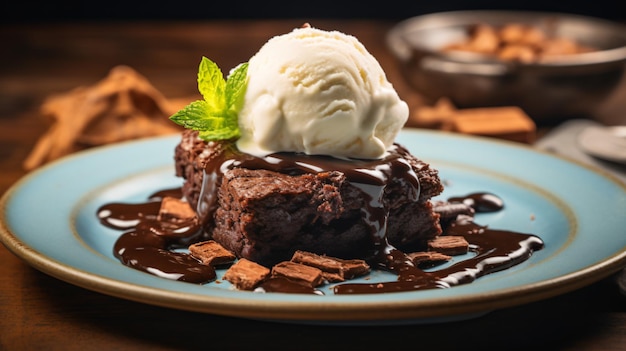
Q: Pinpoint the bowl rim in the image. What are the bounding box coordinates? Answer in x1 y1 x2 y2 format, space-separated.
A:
387 10 626 67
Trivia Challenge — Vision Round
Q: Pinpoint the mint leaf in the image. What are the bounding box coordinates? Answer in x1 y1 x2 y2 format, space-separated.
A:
225 62 249 112
169 57 248 141
169 100 214 130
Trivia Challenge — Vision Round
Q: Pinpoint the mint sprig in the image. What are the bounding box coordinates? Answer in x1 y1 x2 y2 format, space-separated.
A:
170 57 248 141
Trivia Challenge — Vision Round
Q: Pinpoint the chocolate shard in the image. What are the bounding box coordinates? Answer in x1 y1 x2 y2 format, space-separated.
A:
270 261 325 288
222 258 270 291
427 236 470 256
290 250 370 282
157 196 197 222
188 240 236 266
407 251 452 268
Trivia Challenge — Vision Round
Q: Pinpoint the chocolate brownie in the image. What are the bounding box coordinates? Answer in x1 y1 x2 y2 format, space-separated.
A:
175 130 444 266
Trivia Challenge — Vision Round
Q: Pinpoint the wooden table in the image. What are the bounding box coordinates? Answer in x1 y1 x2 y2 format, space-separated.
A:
1 20 625 350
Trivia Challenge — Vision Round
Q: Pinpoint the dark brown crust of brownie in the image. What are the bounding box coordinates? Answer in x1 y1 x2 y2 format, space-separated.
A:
174 130 214 209
175 130 444 267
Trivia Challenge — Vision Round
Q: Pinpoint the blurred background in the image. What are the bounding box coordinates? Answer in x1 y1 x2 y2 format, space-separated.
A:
1 1 624 23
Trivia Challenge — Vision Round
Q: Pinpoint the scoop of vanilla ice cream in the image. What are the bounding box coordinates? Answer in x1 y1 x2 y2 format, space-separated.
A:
236 26 409 159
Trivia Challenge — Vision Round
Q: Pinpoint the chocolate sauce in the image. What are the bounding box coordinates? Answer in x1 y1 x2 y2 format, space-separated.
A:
98 188 213 284
333 218 543 294
256 277 325 295
333 192 542 294
97 201 161 230
448 192 504 212
114 230 216 283
96 145 544 293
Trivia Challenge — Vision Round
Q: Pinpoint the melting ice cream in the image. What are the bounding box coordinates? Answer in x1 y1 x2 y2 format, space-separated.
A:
236 25 409 159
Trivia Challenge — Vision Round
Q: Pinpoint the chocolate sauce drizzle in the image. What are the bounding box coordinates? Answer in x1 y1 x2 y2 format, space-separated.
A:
98 188 215 284
333 196 544 294
96 144 544 293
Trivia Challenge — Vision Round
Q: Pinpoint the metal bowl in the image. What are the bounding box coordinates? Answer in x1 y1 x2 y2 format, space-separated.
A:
387 10 626 123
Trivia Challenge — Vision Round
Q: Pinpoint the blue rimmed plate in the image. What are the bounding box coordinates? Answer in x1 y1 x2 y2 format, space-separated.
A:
1 129 625 325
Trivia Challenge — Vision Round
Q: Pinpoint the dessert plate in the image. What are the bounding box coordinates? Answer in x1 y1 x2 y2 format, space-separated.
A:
2 129 625 325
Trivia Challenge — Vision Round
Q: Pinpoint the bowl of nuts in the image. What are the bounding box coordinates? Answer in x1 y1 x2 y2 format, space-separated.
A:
387 10 626 123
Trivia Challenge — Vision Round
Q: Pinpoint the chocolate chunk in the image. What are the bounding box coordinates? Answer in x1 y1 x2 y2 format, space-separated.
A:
271 261 325 288
157 196 197 222
222 258 270 291
290 250 370 282
427 235 470 255
188 240 236 266
407 251 452 268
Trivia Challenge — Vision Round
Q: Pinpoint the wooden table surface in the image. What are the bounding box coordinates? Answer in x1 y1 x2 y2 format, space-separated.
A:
1 19 625 351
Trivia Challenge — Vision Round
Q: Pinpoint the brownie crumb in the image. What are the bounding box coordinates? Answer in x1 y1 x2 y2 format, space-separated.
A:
223 258 270 291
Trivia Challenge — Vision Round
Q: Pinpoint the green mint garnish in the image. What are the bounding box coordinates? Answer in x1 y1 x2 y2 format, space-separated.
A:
170 57 248 141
